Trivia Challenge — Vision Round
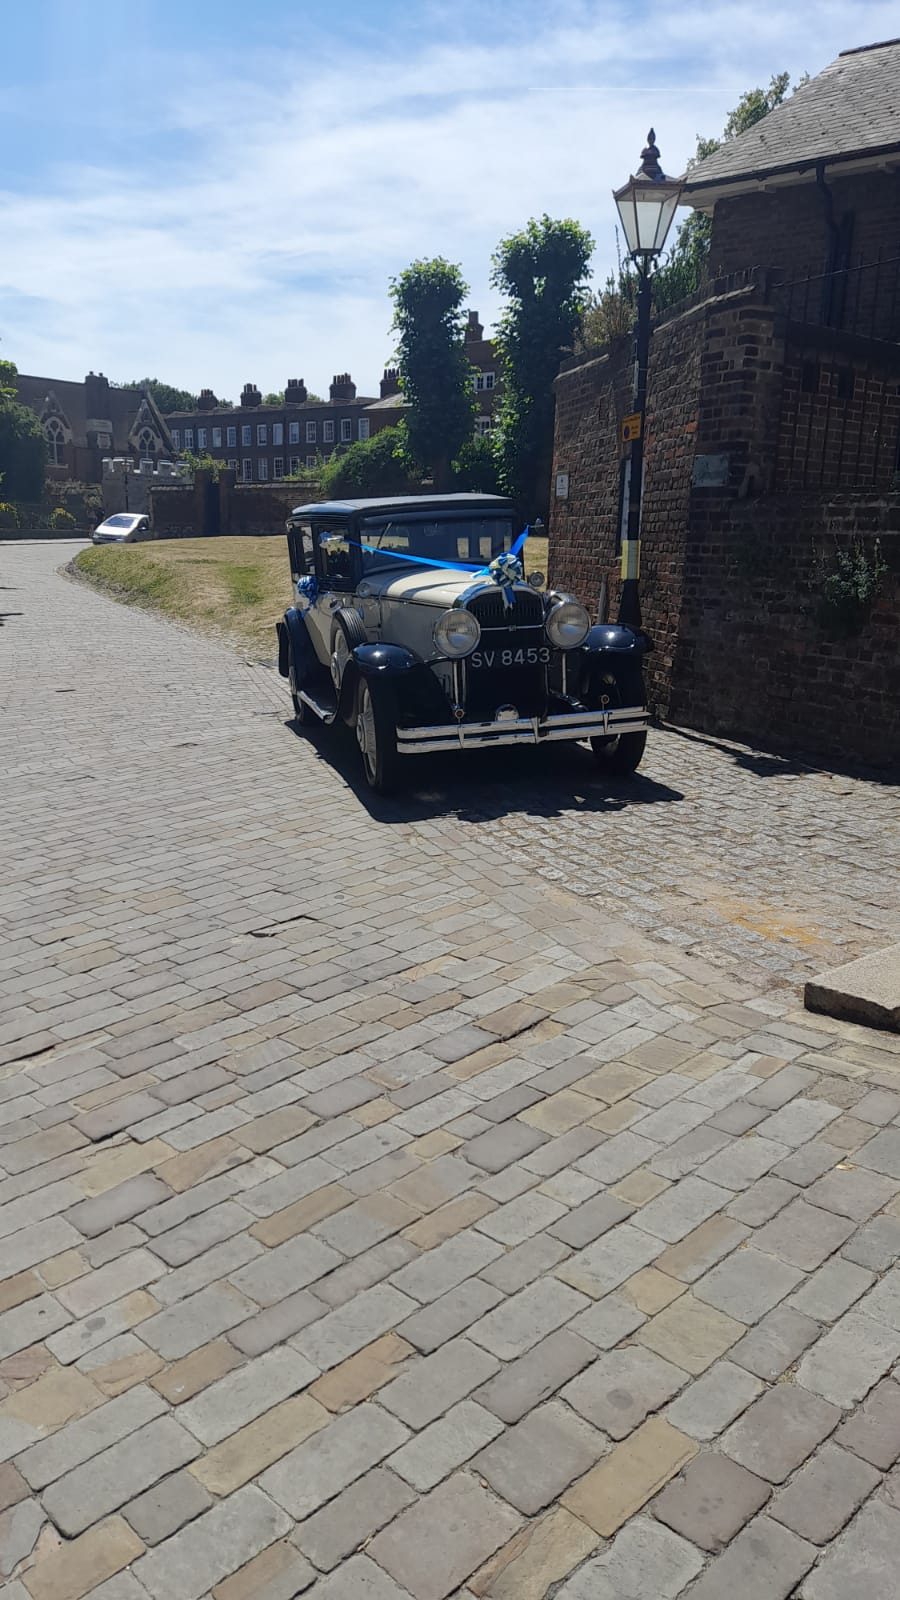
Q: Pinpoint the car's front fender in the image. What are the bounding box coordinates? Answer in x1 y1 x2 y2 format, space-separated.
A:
583 624 653 655
351 643 421 676
276 607 317 680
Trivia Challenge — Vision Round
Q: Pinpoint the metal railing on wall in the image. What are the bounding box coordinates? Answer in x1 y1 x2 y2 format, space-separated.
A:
773 252 900 492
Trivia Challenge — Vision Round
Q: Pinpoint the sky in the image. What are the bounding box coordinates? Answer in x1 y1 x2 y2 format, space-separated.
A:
2 0 896 401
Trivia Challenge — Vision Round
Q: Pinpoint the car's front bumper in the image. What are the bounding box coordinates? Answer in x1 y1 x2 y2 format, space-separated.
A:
396 705 649 754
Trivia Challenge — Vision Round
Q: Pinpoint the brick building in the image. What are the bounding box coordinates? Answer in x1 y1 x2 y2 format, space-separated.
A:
13 371 174 484
164 373 395 483
550 38 900 768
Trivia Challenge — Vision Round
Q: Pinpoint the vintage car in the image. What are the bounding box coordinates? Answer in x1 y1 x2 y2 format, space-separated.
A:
275 494 651 793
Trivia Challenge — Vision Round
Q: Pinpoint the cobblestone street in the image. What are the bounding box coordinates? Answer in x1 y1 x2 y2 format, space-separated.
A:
2 539 900 1599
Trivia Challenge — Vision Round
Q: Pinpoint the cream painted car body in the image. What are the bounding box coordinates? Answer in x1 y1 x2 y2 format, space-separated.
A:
276 494 652 791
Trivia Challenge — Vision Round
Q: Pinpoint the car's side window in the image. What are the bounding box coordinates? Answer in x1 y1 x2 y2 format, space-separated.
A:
314 524 354 590
287 522 314 580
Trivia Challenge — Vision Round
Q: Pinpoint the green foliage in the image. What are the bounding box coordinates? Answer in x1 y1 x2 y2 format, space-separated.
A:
262 391 284 406
49 506 77 529
491 215 594 518
0 501 20 529
389 258 475 488
124 378 197 414
306 392 325 405
811 537 887 637
285 456 324 484
180 450 223 478
320 426 416 498
0 384 47 500
452 434 500 494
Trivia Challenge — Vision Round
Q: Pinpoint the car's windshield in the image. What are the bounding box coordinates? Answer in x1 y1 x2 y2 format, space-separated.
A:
359 515 515 573
105 515 138 528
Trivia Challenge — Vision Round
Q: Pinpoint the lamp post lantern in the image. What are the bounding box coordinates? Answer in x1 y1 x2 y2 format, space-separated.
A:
612 131 683 628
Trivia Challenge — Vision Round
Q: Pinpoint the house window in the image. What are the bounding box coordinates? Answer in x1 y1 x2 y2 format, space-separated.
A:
273 422 283 446
258 457 268 480
137 429 156 457
484 372 495 390
227 459 238 469
257 424 267 445
475 416 492 437
170 428 180 449
242 425 252 446
323 419 335 443
197 428 207 448
306 454 317 468
227 426 237 447
340 419 352 442
289 421 300 444
274 457 284 479
242 458 252 480
473 373 484 391
212 427 222 448
290 457 300 475
45 417 66 465
358 418 370 441
184 428 194 449
306 421 317 443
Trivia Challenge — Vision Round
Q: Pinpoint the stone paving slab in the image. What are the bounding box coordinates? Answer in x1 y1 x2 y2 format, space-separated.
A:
806 944 900 1033
1 541 900 1597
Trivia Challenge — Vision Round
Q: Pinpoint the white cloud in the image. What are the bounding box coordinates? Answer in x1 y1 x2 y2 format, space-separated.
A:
2 0 895 396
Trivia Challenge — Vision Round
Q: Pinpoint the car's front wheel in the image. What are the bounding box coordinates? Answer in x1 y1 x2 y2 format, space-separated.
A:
590 729 647 775
355 679 400 794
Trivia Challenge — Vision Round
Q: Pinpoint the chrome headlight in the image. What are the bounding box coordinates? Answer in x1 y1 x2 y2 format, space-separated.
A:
545 598 591 650
433 608 481 658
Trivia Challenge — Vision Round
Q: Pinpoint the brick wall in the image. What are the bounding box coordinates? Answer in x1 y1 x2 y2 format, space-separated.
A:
148 477 323 538
550 268 900 767
672 497 900 768
710 174 900 341
224 482 322 537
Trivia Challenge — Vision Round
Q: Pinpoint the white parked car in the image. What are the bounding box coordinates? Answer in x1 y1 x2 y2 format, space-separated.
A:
276 494 652 794
92 513 150 544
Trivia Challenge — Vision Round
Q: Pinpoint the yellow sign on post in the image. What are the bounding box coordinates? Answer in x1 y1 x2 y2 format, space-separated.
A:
621 413 642 443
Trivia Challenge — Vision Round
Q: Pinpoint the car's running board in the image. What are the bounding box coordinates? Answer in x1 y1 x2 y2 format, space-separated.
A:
298 687 339 724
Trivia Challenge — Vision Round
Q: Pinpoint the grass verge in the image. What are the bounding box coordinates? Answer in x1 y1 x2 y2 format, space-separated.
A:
74 532 551 658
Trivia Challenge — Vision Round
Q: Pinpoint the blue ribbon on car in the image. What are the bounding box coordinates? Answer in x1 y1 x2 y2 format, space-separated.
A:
318 526 531 610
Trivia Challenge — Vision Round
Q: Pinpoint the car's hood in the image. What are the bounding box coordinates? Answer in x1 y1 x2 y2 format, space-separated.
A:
361 566 524 610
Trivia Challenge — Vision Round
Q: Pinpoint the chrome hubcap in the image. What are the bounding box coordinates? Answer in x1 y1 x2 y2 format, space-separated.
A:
356 686 376 775
331 632 350 689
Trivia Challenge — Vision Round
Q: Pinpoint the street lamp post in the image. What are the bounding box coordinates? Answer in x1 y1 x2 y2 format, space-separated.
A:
612 131 683 628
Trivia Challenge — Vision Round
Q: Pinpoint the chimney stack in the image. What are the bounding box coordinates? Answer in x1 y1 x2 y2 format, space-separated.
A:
465 311 483 343
198 387 218 410
285 377 308 405
329 372 357 402
380 368 401 399
240 382 262 408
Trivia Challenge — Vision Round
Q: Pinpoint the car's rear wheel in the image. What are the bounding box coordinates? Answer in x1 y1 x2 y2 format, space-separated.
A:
355 679 400 794
590 729 647 775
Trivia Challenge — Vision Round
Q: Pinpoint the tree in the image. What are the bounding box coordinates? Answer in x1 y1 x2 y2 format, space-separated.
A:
389 258 475 489
320 426 416 498
122 378 197 413
263 391 284 406
491 216 594 520
452 434 500 494
0 358 47 500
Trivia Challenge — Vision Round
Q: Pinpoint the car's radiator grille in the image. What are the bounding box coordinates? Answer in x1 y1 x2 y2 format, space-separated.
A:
466 587 544 630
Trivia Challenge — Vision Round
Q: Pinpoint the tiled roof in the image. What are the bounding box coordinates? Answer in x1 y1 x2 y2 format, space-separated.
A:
683 38 900 196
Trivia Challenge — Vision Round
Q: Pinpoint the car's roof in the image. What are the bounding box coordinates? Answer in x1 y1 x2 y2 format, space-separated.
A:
289 493 516 518
102 512 143 521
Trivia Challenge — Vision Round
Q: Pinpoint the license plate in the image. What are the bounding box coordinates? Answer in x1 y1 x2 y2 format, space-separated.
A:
470 646 551 669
